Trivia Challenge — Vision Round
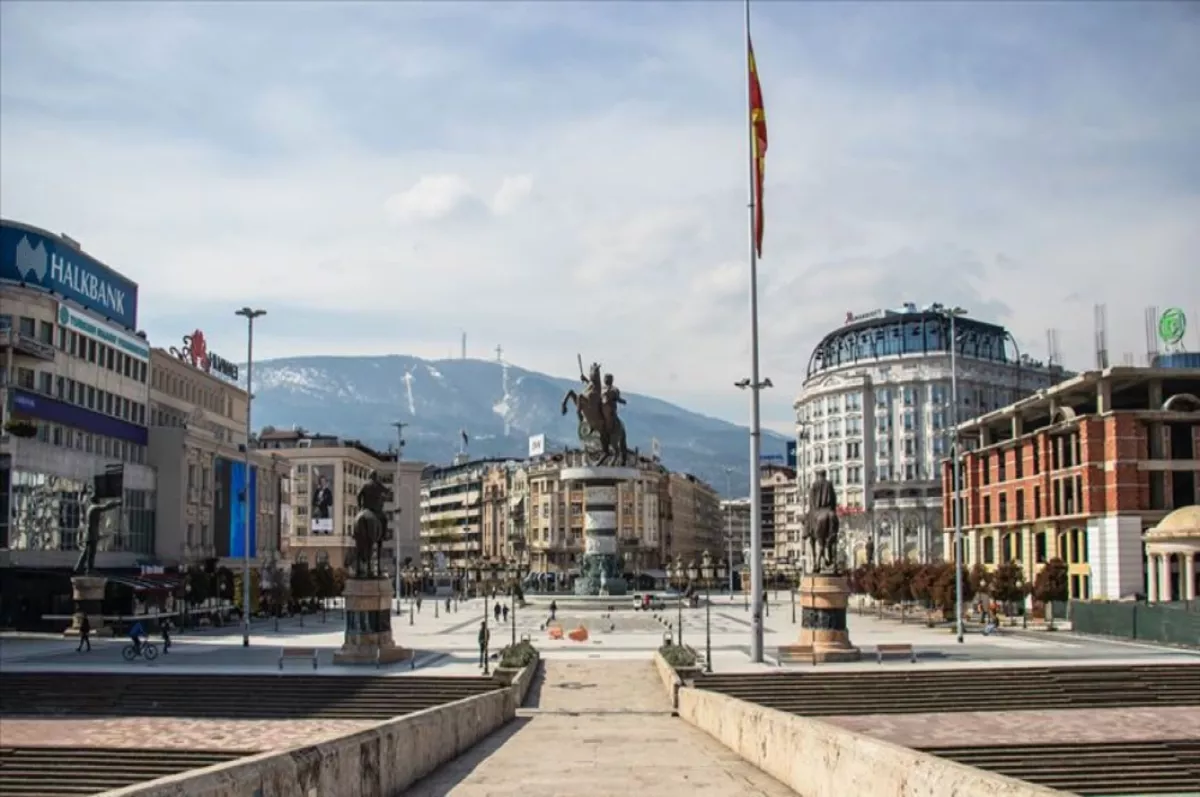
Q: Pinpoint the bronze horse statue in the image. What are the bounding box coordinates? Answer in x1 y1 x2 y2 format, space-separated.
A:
561 361 629 466
803 470 841 573
351 507 387 579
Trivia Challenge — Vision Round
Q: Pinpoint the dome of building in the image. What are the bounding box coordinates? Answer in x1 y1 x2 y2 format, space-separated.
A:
1146 505 1200 539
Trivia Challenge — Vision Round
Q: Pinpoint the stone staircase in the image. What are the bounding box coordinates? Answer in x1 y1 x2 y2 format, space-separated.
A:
0 747 245 796
0 672 502 721
697 663 1200 716
922 739 1200 796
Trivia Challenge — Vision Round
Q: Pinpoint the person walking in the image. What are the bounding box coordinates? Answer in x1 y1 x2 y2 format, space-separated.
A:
76 614 92 653
161 619 172 655
549 600 558 621
494 602 502 622
502 604 509 623
477 620 490 668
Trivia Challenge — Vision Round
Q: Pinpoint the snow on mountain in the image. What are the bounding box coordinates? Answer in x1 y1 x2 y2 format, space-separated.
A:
248 354 788 496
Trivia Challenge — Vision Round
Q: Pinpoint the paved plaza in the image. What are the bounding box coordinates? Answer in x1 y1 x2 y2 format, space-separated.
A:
401 659 796 797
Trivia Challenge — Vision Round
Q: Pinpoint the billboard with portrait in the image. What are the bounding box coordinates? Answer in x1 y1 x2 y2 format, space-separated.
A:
310 463 335 534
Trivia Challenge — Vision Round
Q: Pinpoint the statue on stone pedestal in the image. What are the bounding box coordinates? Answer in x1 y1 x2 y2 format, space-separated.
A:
73 492 123 576
351 471 391 579
803 470 841 574
561 356 631 466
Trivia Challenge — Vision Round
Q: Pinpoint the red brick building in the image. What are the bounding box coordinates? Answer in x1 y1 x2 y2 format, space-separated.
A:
941 366 1200 601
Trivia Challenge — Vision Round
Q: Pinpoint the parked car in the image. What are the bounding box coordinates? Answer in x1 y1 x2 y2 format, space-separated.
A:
631 593 665 611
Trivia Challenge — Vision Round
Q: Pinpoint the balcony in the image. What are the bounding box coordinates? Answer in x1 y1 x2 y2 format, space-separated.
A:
0 328 56 362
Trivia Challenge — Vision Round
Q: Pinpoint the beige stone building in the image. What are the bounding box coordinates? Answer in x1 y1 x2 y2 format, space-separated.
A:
760 465 802 570
260 429 418 574
665 472 724 565
147 346 287 570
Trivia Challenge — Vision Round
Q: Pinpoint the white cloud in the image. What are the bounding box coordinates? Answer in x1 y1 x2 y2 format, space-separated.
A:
1 1 1198 432
491 175 533 216
384 175 478 224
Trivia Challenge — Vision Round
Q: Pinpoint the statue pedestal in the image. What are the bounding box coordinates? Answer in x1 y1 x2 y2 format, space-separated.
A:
64 576 113 638
333 578 412 665
561 467 637 597
797 572 861 663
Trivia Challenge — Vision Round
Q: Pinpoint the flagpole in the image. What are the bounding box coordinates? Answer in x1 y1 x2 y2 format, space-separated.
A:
744 0 766 664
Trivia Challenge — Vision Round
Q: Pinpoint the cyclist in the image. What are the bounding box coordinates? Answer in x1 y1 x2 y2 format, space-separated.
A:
128 620 146 657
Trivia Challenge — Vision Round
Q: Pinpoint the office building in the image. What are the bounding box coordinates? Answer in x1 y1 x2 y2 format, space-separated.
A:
665 472 724 564
147 344 288 572
944 365 1200 601
795 303 1066 568
759 464 798 568
1 220 157 627
259 429 418 574
720 497 751 567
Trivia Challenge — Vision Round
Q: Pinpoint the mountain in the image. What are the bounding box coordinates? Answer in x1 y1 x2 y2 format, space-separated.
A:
247 355 790 496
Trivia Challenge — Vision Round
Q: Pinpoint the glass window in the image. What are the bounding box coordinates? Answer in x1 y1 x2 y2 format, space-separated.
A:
38 320 54 344
18 316 35 336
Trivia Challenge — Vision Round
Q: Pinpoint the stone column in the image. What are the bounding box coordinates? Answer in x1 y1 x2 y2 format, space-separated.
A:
1160 554 1174 602
1147 553 1160 602
1184 553 1196 602
562 466 638 596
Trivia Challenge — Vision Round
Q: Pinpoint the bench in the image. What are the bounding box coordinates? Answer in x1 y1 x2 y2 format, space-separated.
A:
876 643 916 664
278 647 318 670
777 645 815 666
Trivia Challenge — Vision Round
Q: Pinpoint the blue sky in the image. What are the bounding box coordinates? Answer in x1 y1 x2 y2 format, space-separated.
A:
2 1 1198 432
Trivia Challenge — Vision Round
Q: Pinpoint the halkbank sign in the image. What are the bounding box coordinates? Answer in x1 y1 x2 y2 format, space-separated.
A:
0 220 139 330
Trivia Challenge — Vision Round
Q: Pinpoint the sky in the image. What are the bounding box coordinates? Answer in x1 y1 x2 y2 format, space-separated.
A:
2 1 1198 433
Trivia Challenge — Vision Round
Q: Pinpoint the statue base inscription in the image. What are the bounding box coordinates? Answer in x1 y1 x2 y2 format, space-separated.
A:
64 576 113 638
562 466 636 597
333 578 412 665
797 573 861 663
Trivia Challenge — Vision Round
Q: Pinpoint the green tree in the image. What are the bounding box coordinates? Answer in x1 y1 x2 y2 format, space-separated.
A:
290 561 315 604
1031 558 1069 604
989 561 1026 606
313 562 335 603
968 564 990 597
185 568 211 607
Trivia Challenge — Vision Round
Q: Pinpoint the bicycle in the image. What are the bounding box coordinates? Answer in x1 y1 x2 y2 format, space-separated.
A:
122 640 159 661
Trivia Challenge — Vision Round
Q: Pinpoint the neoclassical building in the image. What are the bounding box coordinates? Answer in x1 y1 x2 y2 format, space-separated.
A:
1145 505 1199 602
794 304 1066 568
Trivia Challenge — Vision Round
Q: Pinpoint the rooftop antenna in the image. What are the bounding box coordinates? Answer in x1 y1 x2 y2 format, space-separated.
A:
1046 328 1061 368
1094 304 1109 369
461 331 467 360
1144 306 1160 366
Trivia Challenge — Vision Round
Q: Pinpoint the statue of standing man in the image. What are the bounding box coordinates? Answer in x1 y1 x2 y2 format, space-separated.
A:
74 492 123 576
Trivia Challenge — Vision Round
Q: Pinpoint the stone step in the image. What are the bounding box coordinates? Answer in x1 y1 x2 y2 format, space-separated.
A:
0 747 245 797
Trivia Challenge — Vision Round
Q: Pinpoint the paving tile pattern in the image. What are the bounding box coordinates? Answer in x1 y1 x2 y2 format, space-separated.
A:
824 706 1200 748
402 660 797 797
0 717 375 751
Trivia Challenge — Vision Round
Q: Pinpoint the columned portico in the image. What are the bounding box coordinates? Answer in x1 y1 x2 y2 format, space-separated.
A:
1143 506 1200 602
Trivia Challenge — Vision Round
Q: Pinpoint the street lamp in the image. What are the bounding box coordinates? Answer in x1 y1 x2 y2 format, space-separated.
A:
390 421 407 616
701 551 715 673
235 306 266 648
723 467 736 597
736 375 774 664
671 556 685 645
687 557 700 651
930 302 968 644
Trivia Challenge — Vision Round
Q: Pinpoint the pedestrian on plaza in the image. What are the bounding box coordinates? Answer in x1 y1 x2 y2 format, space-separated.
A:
549 600 558 621
416 596 422 613
445 597 451 613
161 619 172 654
76 614 92 653
477 621 490 668
502 604 509 622
494 602 502 622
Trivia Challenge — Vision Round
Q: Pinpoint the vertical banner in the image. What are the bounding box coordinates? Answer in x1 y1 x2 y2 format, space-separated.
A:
229 461 258 558
213 457 232 557
310 464 335 534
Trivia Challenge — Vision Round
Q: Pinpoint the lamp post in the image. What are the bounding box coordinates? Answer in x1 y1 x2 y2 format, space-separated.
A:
390 421 407 616
672 556 684 646
931 302 968 644
687 557 699 652
509 559 520 647
235 307 266 648
701 551 715 673
723 467 736 597
790 564 797 624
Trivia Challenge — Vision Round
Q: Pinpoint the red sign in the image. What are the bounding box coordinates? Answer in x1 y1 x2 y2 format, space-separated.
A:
170 329 239 381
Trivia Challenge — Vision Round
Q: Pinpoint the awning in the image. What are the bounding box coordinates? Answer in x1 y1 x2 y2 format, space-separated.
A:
106 575 184 592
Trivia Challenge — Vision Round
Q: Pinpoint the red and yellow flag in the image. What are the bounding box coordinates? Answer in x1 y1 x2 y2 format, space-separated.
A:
748 35 768 258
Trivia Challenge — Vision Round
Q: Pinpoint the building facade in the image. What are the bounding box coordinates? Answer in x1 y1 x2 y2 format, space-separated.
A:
795 304 1066 568
147 345 286 572
260 429 412 573
1 220 157 626
665 472 724 563
761 465 802 568
943 366 1200 601
720 498 751 567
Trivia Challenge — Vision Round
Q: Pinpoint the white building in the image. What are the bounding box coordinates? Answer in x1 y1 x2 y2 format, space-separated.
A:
793 304 1067 567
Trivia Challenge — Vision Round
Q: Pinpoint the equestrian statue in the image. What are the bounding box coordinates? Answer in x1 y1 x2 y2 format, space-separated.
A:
351 471 392 579
560 356 632 466
803 469 841 574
